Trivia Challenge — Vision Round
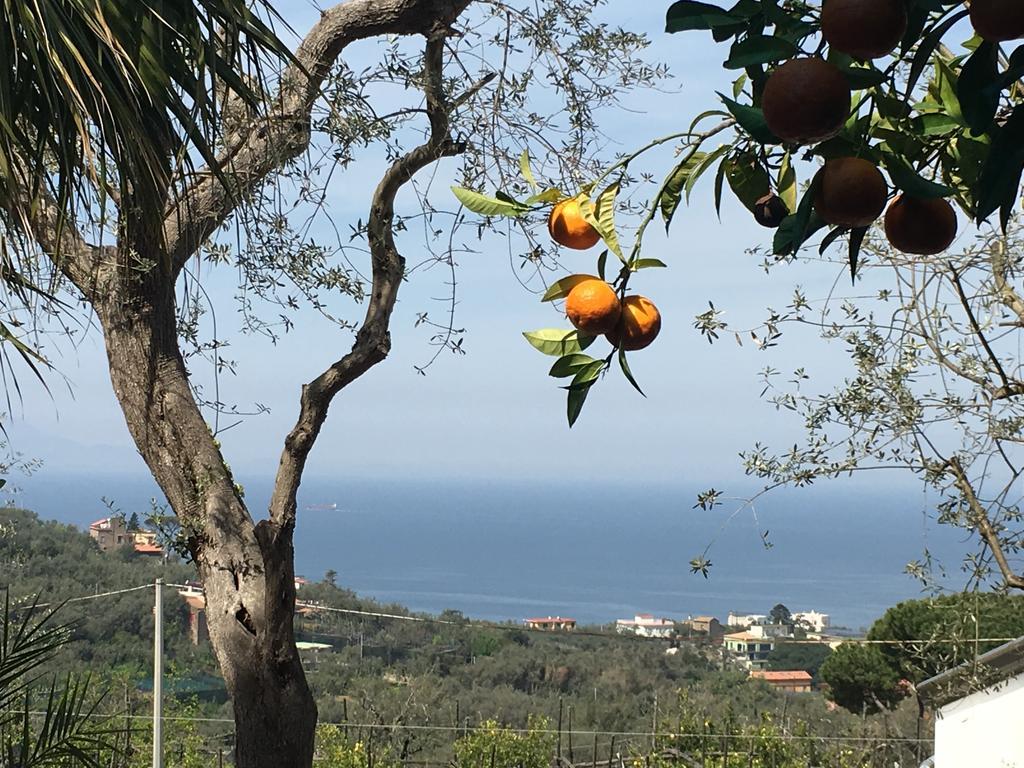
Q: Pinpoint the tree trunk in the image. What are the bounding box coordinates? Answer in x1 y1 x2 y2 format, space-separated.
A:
96 277 317 767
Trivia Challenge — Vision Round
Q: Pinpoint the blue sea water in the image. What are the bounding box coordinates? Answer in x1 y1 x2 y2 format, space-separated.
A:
14 471 970 632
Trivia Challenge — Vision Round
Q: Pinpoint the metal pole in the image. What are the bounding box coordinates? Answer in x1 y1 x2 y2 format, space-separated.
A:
153 578 163 768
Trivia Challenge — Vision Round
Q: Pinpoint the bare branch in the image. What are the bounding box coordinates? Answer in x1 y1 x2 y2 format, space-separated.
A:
267 27 463 532
947 456 1024 591
162 0 473 273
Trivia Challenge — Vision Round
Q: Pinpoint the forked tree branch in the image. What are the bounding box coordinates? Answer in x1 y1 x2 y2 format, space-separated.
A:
947 455 1024 591
162 0 473 274
266 28 464 532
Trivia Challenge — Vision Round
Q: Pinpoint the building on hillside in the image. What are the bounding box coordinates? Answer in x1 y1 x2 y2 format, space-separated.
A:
750 670 813 693
294 576 309 590
792 610 830 632
524 616 576 631
727 612 767 628
723 631 775 668
89 516 163 557
747 622 794 640
917 635 1024 767
682 615 724 640
615 614 676 638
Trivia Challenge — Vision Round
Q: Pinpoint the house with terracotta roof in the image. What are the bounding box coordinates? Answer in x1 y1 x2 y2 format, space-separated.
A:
750 670 813 693
524 616 576 631
88 516 163 557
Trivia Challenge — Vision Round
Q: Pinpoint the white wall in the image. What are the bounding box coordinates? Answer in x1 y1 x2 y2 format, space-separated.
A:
935 673 1024 767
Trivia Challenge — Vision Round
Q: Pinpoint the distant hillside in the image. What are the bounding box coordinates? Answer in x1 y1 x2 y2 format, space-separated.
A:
0 507 209 676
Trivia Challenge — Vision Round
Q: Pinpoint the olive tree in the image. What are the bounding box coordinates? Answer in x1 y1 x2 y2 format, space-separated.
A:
1 1 659 765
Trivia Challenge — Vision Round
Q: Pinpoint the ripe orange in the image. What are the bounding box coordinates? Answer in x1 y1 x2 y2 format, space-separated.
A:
761 58 851 144
813 157 888 228
969 0 1024 42
606 295 661 351
754 194 789 228
565 279 621 336
822 0 908 59
548 199 601 250
883 195 958 255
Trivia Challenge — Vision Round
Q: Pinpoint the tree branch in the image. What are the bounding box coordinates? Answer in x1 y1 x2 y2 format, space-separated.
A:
948 262 1024 400
266 27 464 532
946 456 1024 591
1 176 111 300
162 0 473 274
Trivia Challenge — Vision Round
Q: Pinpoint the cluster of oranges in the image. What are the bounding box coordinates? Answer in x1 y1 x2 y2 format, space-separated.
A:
754 0 1023 256
547 200 661 351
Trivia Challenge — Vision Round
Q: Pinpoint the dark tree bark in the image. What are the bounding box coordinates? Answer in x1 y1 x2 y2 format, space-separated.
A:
27 1 473 765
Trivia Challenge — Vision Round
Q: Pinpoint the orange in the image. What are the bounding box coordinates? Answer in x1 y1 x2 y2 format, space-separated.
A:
606 295 661 351
822 0 908 59
754 194 789 228
761 58 851 144
565 279 621 336
813 157 888 228
969 0 1024 42
548 199 601 250
883 195 958 255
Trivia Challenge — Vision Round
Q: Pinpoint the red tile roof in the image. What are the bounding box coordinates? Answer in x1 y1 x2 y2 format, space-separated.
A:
750 670 812 682
134 543 163 554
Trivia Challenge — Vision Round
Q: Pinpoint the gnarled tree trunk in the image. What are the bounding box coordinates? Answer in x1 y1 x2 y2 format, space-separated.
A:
34 1 472 765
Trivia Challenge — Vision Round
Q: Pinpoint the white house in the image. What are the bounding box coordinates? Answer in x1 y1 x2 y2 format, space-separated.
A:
747 623 794 640
726 612 767 628
792 610 830 632
615 614 676 638
917 635 1024 768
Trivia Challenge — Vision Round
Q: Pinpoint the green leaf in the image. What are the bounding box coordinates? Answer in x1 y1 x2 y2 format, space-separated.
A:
519 150 538 191
452 187 527 217
523 329 596 356
976 104 1024 227
849 226 868 284
838 64 887 90
582 182 625 262
933 57 965 127
724 35 798 69
566 383 592 428
597 250 608 281
714 158 727 218
660 150 705 230
541 274 599 303
618 347 646 397
565 360 606 427
684 144 730 202
666 1 737 32
777 151 797 213
631 258 668 270
719 94 779 144
725 152 771 212
906 10 969 96
883 155 955 198
525 188 564 205
957 42 1000 134
818 226 848 255
549 354 598 378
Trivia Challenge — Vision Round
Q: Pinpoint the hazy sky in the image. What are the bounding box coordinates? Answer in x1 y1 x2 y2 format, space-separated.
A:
10 1 963 503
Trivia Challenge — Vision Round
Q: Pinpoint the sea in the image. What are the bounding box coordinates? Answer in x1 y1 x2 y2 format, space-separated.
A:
13 471 972 632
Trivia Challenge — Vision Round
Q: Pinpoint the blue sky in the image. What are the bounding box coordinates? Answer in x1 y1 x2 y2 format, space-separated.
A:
10 1 951 500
